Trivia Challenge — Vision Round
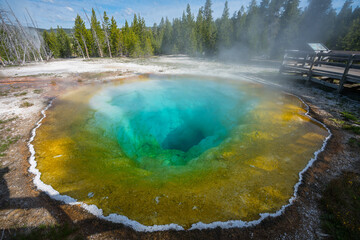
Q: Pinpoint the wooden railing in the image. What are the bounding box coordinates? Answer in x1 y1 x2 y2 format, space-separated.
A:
280 50 360 93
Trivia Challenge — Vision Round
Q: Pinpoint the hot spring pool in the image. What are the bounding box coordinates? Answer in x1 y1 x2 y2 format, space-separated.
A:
32 75 329 230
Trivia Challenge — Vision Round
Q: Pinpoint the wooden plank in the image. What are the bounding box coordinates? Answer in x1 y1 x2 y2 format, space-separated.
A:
310 77 339 89
318 52 351 58
316 61 347 68
313 65 348 74
282 67 309 74
346 75 360 83
350 64 360 70
312 71 342 79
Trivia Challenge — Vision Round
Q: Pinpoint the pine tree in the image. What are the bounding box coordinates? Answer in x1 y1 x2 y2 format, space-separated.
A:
232 6 247 43
161 17 173 54
264 0 284 54
56 27 72 58
43 29 58 58
109 16 121 56
329 0 354 49
74 14 91 58
342 17 360 51
121 20 130 56
58 1 360 59
102 11 112 57
90 8 104 57
103 11 110 33
195 7 204 54
300 0 336 43
129 30 142 57
203 0 217 55
245 0 261 53
143 36 154 56
184 4 197 55
272 0 301 57
46 28 59 57
172 18 183 53
151 23 163 55
218 1 232 48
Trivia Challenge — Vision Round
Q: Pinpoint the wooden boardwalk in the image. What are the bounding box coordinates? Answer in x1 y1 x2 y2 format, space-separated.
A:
280 50 360 93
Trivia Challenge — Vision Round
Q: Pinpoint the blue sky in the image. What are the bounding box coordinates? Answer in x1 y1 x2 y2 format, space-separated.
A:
1 0 360 29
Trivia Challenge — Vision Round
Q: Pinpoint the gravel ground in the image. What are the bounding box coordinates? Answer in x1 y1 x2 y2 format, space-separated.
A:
0 56 359 239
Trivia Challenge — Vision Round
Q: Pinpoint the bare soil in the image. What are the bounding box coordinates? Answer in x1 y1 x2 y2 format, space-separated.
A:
0 57 359 239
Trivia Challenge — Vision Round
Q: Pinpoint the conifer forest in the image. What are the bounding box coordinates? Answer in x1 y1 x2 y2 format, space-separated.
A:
1 0 360 65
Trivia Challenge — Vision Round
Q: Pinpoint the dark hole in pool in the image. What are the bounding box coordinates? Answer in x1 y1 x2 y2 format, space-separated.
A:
161 124 207 152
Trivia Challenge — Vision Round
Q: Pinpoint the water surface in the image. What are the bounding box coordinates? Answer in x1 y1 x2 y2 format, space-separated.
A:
34 75 328 228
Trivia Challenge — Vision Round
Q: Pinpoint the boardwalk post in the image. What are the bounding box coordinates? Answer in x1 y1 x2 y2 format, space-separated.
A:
306 53 318 86
279 53 285 73
301 53 308 67
338 54 354 93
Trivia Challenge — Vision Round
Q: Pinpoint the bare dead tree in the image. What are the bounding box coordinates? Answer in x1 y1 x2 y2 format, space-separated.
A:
26 8 48 60
6 0 41 62
72 33 85 59
80 33 90 59
0 56 5 66
96 7 112 58
0 38 11 64
83 8 103 57
24 13 42 61
5 14 28 63
0 2 51 66
0 10 20 63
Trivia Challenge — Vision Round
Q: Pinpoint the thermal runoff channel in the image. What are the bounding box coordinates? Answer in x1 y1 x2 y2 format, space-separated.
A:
33 76 329 229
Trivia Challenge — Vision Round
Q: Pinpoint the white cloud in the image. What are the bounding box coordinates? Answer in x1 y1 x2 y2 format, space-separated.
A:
42 0 54 3
66 7 74 12
124 8 134 16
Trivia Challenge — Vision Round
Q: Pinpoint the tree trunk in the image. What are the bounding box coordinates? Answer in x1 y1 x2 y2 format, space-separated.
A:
26 8 47 61
83 9 103 57
0 13 20 62
73 33 85 59
0 56 5 66
97 9 112 58
81 33 90 59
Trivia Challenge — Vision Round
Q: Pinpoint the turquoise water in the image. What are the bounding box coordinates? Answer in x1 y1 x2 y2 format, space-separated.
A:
89 77 257 169
35 75 329 228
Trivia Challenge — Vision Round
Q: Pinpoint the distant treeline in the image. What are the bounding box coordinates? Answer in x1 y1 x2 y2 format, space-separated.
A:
1 0 360 65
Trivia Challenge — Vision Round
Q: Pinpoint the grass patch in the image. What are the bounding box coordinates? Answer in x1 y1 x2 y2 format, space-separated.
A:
0 116 18 124
33 89 43 94
0 135 21 156
343 124 360 135
320 172 360 240
19 101 34 108
330 116 360 135
13 223 84 240
341 112 358 121
330 118 345 126
14 91 27 97
0 90 10 96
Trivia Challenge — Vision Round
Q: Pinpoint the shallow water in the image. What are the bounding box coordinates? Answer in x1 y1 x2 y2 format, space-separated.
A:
34 75 328 228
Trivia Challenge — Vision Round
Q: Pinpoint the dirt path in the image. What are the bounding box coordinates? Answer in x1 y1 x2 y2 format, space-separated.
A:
0 57 359 239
